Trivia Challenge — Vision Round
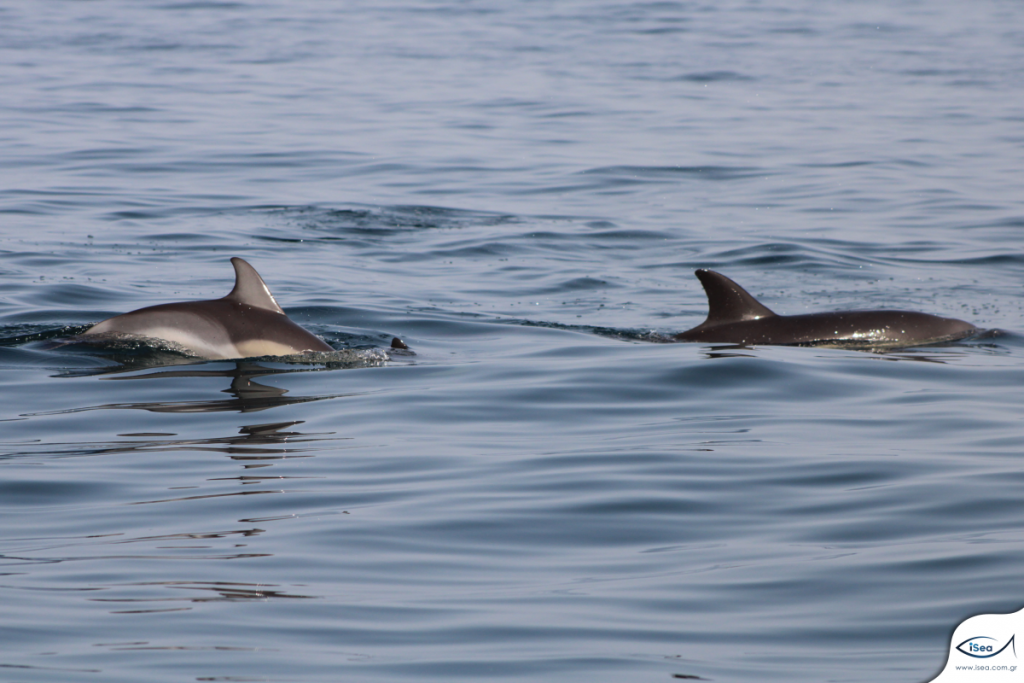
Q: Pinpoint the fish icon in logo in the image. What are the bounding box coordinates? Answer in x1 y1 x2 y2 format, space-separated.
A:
956 634 1016 659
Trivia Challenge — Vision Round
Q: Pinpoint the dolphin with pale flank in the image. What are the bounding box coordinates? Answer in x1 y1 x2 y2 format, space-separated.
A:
82 258 337 360
673 269 978 348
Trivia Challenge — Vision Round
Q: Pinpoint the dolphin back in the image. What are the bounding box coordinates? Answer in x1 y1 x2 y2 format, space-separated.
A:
674 270 978 347
81 258 334 359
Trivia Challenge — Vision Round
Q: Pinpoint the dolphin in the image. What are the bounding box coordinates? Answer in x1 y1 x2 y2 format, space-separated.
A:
81 258 336 359
674 269 978 348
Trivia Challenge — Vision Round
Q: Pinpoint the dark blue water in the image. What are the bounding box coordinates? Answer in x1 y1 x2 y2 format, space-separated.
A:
2 2 1024 681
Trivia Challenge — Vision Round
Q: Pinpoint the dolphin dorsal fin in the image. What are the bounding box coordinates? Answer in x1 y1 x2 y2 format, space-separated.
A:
695 269 776 325
223 257 285 314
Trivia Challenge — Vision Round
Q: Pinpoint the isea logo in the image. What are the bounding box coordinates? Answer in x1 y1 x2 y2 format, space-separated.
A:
956 635 1016 659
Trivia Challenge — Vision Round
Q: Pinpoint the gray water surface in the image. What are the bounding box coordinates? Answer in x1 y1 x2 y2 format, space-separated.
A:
2 2 1024 682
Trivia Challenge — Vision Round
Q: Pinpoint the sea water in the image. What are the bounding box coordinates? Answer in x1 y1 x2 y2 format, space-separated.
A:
2 2 1024 681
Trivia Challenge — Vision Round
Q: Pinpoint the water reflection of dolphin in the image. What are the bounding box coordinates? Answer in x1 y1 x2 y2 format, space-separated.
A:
100 362 354 414
83 258 337 360
674 270 979 348
24 362 358 416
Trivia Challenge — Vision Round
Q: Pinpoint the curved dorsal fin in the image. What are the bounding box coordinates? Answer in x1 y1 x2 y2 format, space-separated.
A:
222 257 285 314
695 269 776 325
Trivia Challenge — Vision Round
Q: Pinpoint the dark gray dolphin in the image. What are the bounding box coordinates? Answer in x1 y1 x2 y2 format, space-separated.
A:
674 269 978 348
82 258 335 359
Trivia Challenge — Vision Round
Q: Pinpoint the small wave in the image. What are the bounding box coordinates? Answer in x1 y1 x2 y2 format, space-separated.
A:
264 204 520 240
671 70 755 83
580 165 765 182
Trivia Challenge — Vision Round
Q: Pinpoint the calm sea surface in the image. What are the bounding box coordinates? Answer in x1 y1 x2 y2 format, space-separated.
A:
2 2 1024 681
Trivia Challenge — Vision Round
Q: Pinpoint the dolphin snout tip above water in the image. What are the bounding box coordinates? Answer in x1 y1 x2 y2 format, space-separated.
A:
81 257 338 360
673 269 979 348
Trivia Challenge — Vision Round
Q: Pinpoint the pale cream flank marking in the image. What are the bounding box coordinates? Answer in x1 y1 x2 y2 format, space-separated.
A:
235 339 310 358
